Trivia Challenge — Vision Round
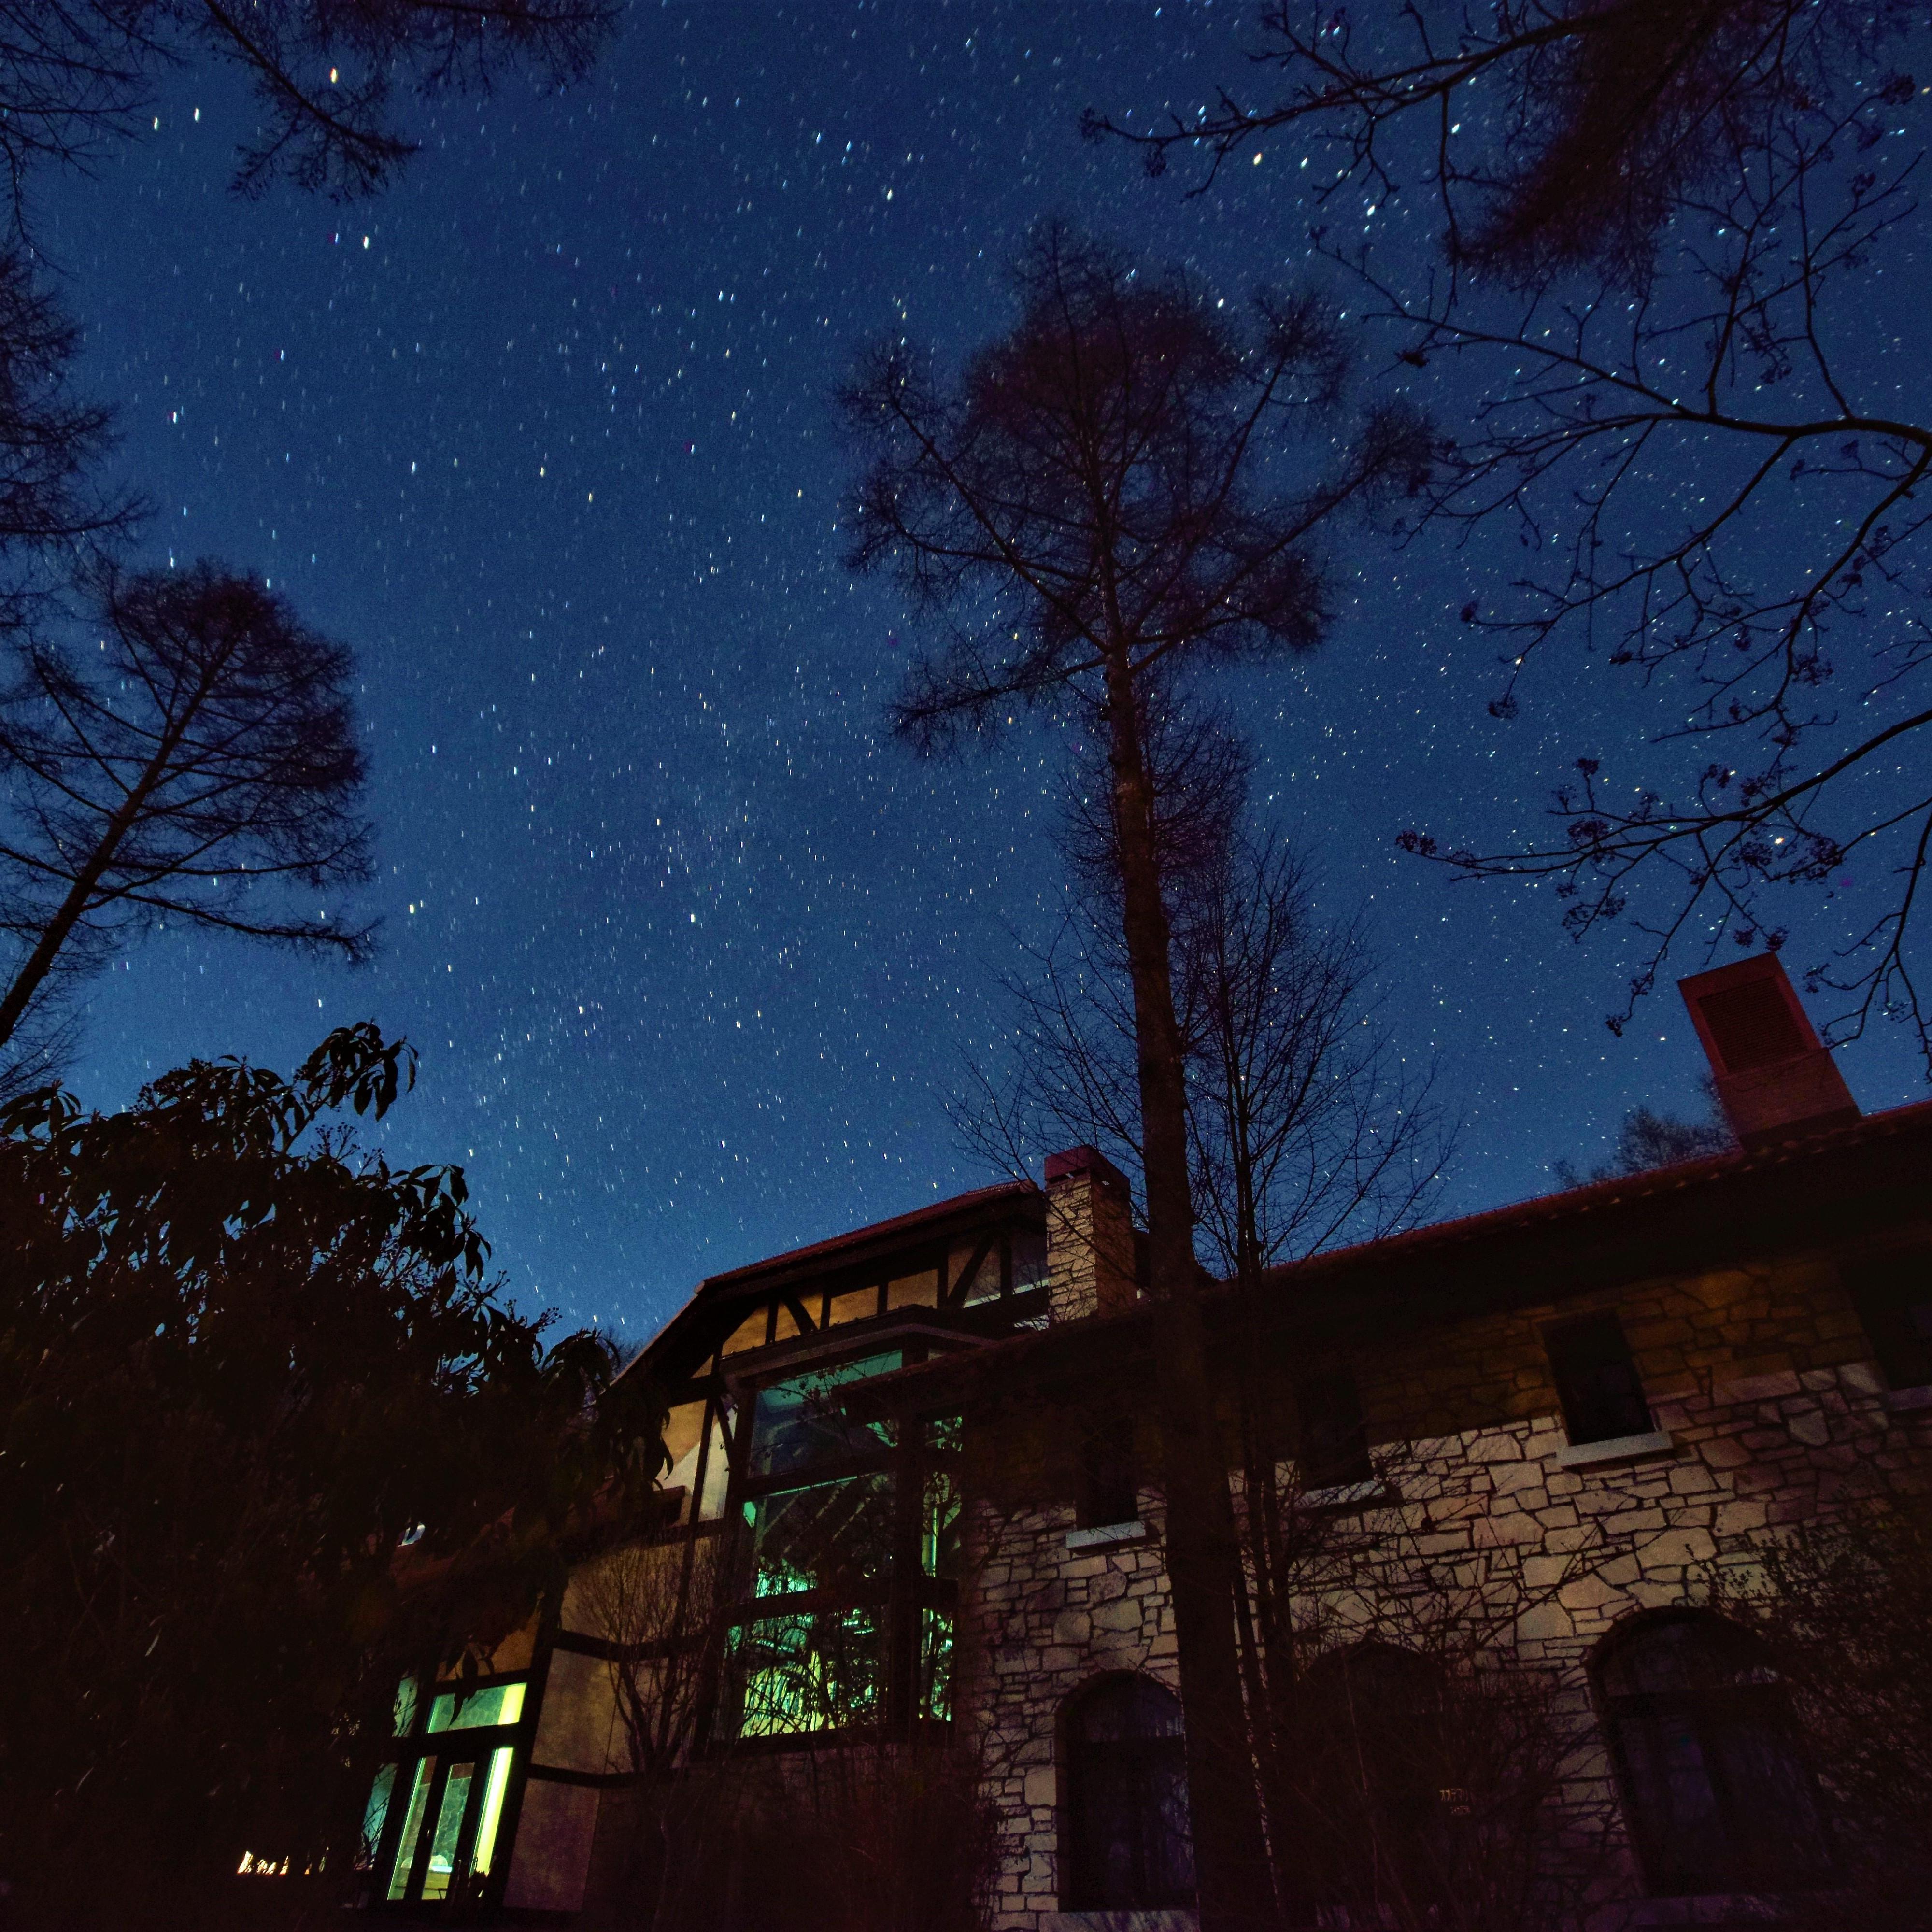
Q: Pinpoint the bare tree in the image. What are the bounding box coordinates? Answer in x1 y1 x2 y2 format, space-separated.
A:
967 715 1452 1275
0 560 374 1066
1093 4 1932 1067
0 0 613 218
844 223 1432 1930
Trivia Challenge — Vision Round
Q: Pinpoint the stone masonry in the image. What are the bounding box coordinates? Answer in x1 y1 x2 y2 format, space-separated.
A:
959 1234 1932 1931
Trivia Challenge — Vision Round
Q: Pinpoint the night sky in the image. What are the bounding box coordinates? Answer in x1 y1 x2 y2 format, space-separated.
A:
33 2 1929 1339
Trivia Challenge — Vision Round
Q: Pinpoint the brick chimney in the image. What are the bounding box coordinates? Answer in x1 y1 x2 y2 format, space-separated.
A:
1043 1146 1138 1323
1678 953 1860 1149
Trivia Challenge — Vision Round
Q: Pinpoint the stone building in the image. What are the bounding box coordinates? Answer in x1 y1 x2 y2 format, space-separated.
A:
360 955 1932 1926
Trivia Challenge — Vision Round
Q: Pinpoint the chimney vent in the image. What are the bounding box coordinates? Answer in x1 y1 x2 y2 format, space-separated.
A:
1678 953 1859 1149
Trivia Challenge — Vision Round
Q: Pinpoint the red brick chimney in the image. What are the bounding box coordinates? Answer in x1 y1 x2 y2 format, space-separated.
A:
1678 953 1860 1149
1043 1146 1138 1323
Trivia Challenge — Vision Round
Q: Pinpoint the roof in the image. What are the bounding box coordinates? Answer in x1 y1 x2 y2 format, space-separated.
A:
696 1179 1038 1299
849 1096 1932 1412
630 1177 1042 1385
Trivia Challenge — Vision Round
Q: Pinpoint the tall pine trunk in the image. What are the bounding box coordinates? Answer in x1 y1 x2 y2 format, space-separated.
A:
1101 648 1277 1929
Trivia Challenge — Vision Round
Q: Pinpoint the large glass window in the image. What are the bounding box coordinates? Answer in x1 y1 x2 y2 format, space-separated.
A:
361 1675 528 1908
1593 1614 1833 1896
1062 1676 1194 1911
720 1351 960 1742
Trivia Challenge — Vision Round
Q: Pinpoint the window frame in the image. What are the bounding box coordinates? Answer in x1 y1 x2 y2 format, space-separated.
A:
1060 1673 1195 1913
1591 1611 1835 1899
363 1668 535 1912
717 1341 962 1747
1544 1313 1654 1446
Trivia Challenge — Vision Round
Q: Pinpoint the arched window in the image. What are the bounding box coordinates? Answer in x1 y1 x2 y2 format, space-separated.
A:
1295 1645 1447 1912
1063 1675 1194 1911
1593 1613 1833 1896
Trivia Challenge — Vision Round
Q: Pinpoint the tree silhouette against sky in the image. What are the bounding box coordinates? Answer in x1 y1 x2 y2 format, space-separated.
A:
843 224 1432 1930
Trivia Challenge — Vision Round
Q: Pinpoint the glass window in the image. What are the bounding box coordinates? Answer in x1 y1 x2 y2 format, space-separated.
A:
358 1764 396 1870
1845 1252 1932 1390
1296 1370 1373 1489
1594 1615 1833 1895
1064 1676 1194 1911
747 1352 901 1479
368 1676 528 1905
743 1471 896 1598
1078 1412 1138 1528
1546 1315 1653 1444
727 1605 886 1736
426 1681 526 1733
1012 1228 1050 1293
724 1352 958 1745
470 1747 516 1877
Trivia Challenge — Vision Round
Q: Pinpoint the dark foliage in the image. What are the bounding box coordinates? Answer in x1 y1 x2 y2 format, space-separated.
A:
1555 1083 1735 1186
845 226 1431 756
0 561 376 1076
0 1023 666 1925
1095 4 1932 1065
1725 1499 1932 1930
0 0 613 216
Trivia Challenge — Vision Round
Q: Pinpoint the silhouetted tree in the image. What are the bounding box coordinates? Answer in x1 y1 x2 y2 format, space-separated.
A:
1555 1085 1736 1188
0 561 375 1074
0 0 614 216
1725 1498 1932 1931
1095 4 1932 1066
966 706 1452 1274
843 224 1432 1930
0 1022 667 1925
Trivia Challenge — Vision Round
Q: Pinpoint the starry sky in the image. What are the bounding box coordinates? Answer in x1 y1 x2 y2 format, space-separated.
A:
31 1 1929 1339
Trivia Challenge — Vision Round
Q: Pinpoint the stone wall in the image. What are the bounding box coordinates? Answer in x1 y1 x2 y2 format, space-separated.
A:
960 1238 1932 1930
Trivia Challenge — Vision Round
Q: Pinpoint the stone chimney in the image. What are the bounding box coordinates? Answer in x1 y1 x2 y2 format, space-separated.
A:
1044 1146 1138 1323
1678 953 1860 1149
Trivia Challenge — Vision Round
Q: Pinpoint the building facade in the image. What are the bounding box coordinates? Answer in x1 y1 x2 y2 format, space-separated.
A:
361 957 1932 1926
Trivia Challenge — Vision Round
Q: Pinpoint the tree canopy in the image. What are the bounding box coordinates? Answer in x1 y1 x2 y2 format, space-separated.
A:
0 1023 665 1921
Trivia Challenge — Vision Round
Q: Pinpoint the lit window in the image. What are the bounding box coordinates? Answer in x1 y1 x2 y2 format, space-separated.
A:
720 1351 960 1742
365 1674 529 1905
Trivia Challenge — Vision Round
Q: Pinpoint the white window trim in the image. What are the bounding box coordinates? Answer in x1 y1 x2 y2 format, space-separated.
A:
1555 1428 1676 1469
1298 1477 1389 1510
1065 1520 1148 1552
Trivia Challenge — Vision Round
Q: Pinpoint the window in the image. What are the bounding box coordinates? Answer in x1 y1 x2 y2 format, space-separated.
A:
1294 1646 1448 1914
946 1226 1049 1307
1844 1252 1932 1390
1546 1315 1652 1444
362 1675 527 1907
1593 1615 1833 1896
720 1353 961 1742
1063 1676 1194 1911
1078 1411 1138 1528
1295 1369 1372 1489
